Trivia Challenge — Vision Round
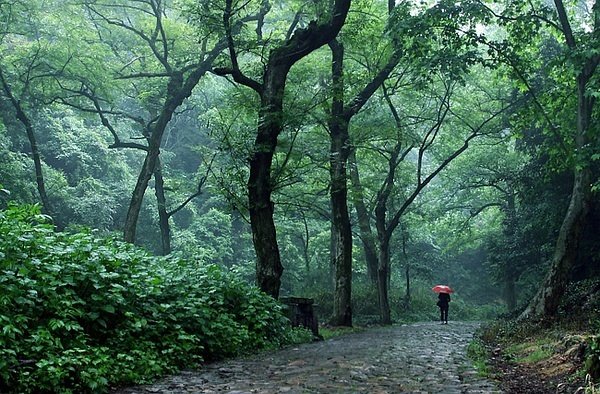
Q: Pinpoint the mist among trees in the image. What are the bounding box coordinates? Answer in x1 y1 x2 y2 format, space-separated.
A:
1 0 599 392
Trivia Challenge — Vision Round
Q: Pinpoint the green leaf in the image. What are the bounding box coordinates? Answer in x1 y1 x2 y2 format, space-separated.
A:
102 305 115 314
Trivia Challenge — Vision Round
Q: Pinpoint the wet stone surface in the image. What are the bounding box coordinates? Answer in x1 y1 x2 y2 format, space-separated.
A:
112 321 502 394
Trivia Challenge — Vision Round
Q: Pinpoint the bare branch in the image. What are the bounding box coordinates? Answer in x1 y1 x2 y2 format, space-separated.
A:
217 0 263 94
167 154 216 217
116 71 171 79
286 10 303 41
85 3 171 72
344 49 403 120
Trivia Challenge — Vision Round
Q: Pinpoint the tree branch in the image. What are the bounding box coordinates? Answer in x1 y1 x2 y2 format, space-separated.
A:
85 2 171 72
217 0 263 94
385 98 518 239
167 154 215 217
344 49 403 120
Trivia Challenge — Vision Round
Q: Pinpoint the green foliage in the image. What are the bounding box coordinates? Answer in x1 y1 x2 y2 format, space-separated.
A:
387 0 490 83
586 336 600 382
466 339 492 377
172 208 235 264
559 279 600 321
0 149 36 206
279 327 316 345
506 339 554 363
0 203 294 393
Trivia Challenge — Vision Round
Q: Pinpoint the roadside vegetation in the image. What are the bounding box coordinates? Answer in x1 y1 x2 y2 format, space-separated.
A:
470 279 600 393
0 203 311 393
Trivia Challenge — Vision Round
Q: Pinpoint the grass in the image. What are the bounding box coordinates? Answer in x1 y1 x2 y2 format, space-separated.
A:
474 280 600 391
319 325 365 340
466 339 492 377
581 374 600 394
505 338 555 364
520 347 554 363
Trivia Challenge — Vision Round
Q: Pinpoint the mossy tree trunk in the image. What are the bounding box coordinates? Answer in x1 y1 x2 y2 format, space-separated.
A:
329 39 353 326
520 0 598 319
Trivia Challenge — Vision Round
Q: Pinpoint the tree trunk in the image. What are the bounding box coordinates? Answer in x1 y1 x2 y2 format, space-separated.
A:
123 73 185 244
123 57 218 243
230 209 246 266
349 150 379 284
124 148 159 243
373 143 402 325
402 230 411 308
327 32 401 325
18 108 54 221
328 39 354 326
505 275 517 312
300 213 311 272
377 238 392 324
154 158 171 255
343 48 402 286
241 0 351 298
248 68 287 298
332 229 353 325
521 165 591 317
0 70 57 227
520 0 596 318
405 263 411 308
503 188 517 311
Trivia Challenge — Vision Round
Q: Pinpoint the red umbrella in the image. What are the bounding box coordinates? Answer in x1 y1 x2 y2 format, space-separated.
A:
432 285 453 294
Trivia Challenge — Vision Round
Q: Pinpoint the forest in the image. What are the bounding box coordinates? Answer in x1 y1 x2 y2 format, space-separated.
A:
0 0 599 392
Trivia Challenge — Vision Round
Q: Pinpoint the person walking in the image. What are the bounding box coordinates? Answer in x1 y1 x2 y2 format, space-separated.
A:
437 292 451 324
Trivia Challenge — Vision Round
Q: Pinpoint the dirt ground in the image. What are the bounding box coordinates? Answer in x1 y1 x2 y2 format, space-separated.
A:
488 338 589 394
112 321 500 394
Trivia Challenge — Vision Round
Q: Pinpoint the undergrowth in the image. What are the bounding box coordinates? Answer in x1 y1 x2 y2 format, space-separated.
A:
315 280 504 325
319 325 365 340
474 278 600 390
466 339 492 377
0 203 300 393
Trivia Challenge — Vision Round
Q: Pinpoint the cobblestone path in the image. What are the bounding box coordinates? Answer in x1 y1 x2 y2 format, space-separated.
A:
113 321 502 393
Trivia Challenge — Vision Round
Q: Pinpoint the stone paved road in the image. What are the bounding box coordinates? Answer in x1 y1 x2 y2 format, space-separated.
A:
113 321 502 393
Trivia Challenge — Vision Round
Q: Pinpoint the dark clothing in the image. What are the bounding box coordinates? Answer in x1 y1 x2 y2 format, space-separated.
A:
438 292 450 306
440 304 449 323
437 293 450 323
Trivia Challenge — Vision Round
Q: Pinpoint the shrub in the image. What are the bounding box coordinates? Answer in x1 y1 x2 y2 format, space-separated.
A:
586 336 600 382
0 203 293 393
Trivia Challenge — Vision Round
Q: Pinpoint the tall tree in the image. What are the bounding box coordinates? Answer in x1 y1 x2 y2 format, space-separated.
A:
0 69 54 222
521 0 599 318
348 148 379 283
326 0 403 325
351 73 514 323
0 1 57 225
54 0 237 250
214 0 351 298
81 0 227 245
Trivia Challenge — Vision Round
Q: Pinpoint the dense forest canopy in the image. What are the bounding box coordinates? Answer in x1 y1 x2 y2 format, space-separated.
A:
1 0 599 329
